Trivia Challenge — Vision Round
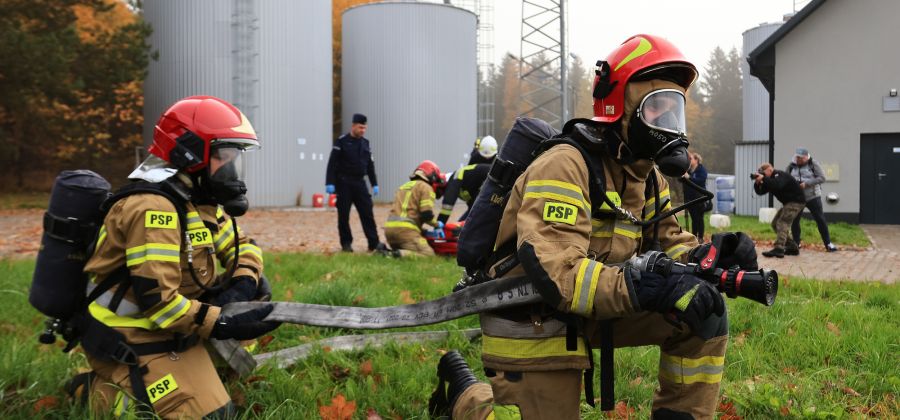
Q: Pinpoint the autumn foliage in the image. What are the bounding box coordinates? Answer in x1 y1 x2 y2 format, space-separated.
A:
0 0 152 190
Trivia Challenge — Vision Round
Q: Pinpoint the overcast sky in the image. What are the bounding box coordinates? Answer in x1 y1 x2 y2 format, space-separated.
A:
489 0 807 77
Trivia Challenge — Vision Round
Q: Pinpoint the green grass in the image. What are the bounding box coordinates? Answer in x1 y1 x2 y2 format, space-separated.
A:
0 192 50 210
3 255 897 418
681 214 871 248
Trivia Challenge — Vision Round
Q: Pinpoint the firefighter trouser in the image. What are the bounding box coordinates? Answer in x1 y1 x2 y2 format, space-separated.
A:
771 202 804 249
385 227 434 257
88 341 231 419
454 311 728 419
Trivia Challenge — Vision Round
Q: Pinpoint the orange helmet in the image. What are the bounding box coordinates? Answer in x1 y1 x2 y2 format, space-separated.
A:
412 160 444 192
150 96 260 173
592 34 698 124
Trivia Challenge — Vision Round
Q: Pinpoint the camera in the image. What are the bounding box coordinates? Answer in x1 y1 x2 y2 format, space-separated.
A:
748 173 757 179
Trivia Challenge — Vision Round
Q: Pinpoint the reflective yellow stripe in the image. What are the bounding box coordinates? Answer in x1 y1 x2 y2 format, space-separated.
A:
400 180 416 189
524 180 589 211
385 221 420 231
571 259 602 316
88 302 155 329
591 218 614 238
185 211 204 230
113 392 130 417
645 188 672 219
225 243 263 264
125 243 180 267
149 295 191 329
482 335 586 359
457 164 477 180
96 225 108 248
439 205 453 216
614 221 642 239
400 190 413 215
419 199 434 208
214 220 236 252
598 191 622 211
666 243 691 259
216 206 224 218
659 353 725 384
614 36 652 71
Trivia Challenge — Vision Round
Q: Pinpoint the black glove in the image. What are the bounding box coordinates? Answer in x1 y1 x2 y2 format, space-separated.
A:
691 232 758 271
211 305 281 340
633 271 725 333
210 276 258 306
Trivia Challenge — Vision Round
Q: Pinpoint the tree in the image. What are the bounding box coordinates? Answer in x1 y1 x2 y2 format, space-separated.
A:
695 46 743 173
0 0 152 189
332 0 379 140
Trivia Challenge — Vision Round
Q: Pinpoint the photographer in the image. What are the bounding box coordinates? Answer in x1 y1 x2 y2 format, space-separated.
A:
752 162 806 257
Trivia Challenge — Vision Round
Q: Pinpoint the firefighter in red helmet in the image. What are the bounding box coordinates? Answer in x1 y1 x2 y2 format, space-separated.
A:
430 35 758 419
381 160 447 257
71 96 280 418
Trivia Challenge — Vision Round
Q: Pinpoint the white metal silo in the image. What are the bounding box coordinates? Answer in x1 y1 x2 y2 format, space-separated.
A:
741 22 782 142
341 2 477 202
143 0 332 207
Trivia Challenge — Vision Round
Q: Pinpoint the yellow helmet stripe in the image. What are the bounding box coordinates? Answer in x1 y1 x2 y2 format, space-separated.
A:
614 36 652 71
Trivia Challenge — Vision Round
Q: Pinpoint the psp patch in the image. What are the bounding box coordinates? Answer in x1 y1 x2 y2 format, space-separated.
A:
187 227 213 247
146 373 178 404
145 211 177 229
543 202 578 225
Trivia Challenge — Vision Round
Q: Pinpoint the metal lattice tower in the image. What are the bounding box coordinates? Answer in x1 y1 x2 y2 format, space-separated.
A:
232 0 259 128
518 0 568 128
451 0 496 138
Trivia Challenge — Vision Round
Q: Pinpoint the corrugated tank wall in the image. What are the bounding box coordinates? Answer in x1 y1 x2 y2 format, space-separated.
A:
735 142 771 215
341 3 477 202
741 23 781 142
143 0 332 207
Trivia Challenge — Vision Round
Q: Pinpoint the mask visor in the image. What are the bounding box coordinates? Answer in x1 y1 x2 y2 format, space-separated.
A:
210 146 245 182
638 89 687 135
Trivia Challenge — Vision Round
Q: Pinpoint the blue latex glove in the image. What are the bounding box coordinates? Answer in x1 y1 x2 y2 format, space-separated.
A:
325 184 335 194
434 221 445 239
373 185 379 196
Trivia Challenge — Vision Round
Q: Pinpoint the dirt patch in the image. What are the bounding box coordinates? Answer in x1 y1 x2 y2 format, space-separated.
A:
0 205 406 259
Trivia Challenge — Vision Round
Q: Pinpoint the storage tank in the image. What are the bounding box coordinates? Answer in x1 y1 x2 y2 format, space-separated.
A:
741 22 782 141
341 3 477 201
143 0 332 207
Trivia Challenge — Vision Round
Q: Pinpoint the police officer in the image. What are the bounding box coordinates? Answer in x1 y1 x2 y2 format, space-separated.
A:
437 163 490 225
73 96 280 418
326 113 383 252
382 160 445 257
430 35 758 419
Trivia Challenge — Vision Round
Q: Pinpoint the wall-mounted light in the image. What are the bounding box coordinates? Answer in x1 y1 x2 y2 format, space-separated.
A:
890 88 898 97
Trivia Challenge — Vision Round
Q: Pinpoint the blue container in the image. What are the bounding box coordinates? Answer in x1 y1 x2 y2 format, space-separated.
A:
716 190 735 201
715 176 735 190
716 200 735 214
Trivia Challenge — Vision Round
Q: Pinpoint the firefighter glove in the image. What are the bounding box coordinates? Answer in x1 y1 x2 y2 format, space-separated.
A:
634 271 725 333
433 221 445 239
326 184 335 194
211 305 281 340
210 276 257 306
690 232 758 271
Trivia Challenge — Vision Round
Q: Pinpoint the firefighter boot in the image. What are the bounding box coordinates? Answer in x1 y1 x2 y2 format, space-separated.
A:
429 350 479 418
762 247 785 258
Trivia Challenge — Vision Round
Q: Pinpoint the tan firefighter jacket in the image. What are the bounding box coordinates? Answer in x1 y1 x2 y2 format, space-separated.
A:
481 143 698 372
82 192 264 347
385 179 436 233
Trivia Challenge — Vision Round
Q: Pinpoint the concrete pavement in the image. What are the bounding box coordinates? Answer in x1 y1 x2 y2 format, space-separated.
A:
756 225 899 283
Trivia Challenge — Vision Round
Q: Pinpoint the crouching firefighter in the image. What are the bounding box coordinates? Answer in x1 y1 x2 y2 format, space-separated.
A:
382 160 448 257
431 35 759 419
59 96 280 418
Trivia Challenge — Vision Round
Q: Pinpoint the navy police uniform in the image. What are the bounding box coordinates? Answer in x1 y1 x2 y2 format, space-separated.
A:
326 132 380 251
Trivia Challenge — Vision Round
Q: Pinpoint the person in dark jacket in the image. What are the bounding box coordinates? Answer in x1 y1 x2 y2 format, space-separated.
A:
325 113 384 252
786 147 837 252
682 151 709 242
437 163 490 224
753 162 806 258
466 135 498 165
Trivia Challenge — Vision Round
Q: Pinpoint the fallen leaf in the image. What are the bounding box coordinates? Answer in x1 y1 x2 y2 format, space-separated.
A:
245 375 266 384
319 394 357 420
787 327 796 337
323 346 332 353
605 401 635 419
33 396 59 412
399 290 416 304
231 389 247 407
359 360 373 377
274 273 283 282
258 335 275 350
330 365 351 380
779 406 791 416
251 402 265 415
353 295 365 305
324 271 335 281
629 376 643 386
842 386 861 397
781 367 797 374
366 407 383 420
826 322 841 336
285 289 295 300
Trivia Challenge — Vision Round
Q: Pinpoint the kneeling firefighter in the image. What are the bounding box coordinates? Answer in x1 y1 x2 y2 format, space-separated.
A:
56 96 279 418
382 160 447 257
432 35 759 419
